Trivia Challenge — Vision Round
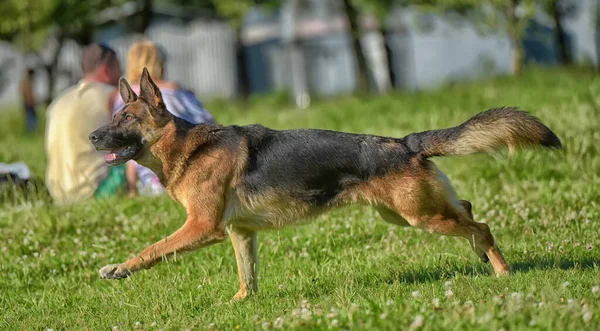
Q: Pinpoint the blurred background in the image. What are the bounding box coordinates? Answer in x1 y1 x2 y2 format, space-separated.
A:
0 0 597 108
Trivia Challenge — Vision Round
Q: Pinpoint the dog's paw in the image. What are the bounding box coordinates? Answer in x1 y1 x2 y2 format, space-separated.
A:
495 267 511 277
99 264 131 279
232 289 251 301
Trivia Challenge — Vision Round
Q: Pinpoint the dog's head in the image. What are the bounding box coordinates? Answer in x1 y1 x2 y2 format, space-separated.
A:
89 68 172 166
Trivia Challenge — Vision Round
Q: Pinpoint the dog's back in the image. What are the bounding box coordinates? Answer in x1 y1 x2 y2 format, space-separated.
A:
239 126 410 201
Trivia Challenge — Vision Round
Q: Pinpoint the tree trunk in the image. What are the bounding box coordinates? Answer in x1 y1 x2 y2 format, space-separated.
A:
343 0 370 92
43 34 65 106
508 0 522 75
235 36 250 101
596 0 600 72
373 25 392 93
551 1 571 65
512 40 522 75
135 0 153 34
282 0 309 108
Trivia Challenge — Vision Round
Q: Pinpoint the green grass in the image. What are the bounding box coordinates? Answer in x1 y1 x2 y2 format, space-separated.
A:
1 68 599 330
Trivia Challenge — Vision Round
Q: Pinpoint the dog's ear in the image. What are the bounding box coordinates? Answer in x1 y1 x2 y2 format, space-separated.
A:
119 77 137 104
139 67 169 124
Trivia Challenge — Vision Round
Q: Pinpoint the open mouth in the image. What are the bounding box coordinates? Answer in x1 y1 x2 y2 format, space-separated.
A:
103 145 140 165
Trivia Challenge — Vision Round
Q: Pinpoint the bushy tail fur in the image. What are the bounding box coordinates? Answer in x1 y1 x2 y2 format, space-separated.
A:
404 107 562 159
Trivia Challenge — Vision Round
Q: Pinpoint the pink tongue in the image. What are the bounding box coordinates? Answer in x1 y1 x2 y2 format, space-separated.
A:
105 153 117 161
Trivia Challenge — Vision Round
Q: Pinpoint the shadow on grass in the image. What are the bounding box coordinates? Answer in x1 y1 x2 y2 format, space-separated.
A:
510 256 599 273
388 256 599 285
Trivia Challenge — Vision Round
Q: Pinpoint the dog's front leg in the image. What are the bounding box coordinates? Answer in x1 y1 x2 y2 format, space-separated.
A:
228 226 258 300
99 218 227 279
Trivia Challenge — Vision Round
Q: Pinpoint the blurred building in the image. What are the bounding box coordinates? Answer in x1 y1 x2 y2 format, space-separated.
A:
0 0 598 107
94 2 238 99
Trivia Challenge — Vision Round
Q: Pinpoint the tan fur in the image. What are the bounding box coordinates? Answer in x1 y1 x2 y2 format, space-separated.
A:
419 107 561 158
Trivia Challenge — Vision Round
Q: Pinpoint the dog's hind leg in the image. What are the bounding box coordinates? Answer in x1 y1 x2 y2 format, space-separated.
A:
370 162 510 276
409 208 510 276
397 172 509 276
378 200 490 264
228 226 258 300
98 217 227 279
457 199 489 263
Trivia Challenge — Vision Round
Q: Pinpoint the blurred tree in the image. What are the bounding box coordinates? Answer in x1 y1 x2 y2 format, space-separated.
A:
396 0 537 75
342 0 371 93
541 0 579 65
0 0 127 105
344 0 394 93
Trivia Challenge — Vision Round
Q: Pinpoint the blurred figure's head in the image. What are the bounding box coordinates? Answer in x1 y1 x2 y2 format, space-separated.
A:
26 68 35 79
126 40 166 84
81 43 121 87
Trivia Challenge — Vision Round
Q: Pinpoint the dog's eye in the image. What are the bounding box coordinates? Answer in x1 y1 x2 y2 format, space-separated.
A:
124 114 133 122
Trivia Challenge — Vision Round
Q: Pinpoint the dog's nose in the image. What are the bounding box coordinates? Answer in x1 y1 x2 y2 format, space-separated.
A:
89 132 99 143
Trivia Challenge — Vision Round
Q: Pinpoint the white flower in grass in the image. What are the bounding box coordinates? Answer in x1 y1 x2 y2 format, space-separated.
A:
379 312 388 320
592 286 599 295
291 309 300 318
563 281 570 288
300 248 309 258
412 290 421 298
386 300 393 306
273 317 283 329
134 322 142 328
478 313 492 324
301 307 312 320
583 311 593 323
409 315 424 330
261 322 271 330
432 298 440 308
444 281 452 289
330 319 339 327
150 322 157 327
445 289 454 299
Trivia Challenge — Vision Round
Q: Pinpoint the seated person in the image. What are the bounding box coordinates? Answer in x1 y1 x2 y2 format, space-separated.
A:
45 44 130 204
113 40 216 196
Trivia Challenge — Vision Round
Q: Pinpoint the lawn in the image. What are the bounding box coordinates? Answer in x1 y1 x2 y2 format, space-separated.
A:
1 68 599 330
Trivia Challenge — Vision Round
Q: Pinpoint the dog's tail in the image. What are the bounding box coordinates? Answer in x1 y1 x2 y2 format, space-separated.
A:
404 107 562 159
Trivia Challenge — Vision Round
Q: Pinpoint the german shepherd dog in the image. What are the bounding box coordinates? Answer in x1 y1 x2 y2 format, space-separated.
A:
89 68 561 300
